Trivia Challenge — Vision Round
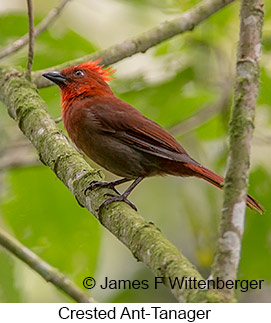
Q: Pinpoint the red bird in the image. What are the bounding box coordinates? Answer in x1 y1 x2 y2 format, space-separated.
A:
43 59 263 213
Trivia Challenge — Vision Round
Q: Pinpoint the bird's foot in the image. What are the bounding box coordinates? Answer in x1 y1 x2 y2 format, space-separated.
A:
84 180 120 195
100 193 137 211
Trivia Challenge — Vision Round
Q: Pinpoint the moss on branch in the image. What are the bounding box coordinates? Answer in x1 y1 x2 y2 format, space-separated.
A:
211 0 264 298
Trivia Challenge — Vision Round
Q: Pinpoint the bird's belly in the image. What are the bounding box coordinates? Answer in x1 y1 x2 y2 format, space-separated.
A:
75 132 159 179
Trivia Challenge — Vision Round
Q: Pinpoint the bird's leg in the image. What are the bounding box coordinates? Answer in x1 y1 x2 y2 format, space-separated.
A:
100 177 144 211
85 178 131 195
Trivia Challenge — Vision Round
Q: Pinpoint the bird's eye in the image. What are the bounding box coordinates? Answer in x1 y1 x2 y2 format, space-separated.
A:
74 70 84 77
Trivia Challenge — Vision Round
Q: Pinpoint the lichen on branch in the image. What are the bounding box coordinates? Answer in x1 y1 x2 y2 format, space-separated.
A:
211 0 264 297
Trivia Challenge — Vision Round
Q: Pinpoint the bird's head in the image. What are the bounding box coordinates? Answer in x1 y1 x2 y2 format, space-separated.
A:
42 58 115 106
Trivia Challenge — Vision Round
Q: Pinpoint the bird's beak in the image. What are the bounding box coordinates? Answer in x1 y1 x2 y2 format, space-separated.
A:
42 71 67 85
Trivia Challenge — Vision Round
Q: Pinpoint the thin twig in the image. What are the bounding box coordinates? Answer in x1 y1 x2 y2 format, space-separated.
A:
33 0 236 88
211 0 264 297
26 0 34 81
0 227 96 303
0 0 70 60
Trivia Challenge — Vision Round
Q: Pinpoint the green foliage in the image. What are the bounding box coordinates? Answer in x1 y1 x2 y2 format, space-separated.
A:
239 168 271 280
0 13 97 70
116 68 215 127
1 166 101 300
0 247 22 302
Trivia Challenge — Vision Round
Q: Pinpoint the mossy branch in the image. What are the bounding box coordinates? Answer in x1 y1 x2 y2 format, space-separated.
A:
32 0 236 89
0 67 232 303
211 0 264 297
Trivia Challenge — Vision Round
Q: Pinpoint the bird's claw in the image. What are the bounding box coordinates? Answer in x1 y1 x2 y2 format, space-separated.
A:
100 194 137 211
84 180 120 195
75 195 84 208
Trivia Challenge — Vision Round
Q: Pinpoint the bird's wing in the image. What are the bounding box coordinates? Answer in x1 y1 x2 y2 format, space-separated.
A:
86 98 198 164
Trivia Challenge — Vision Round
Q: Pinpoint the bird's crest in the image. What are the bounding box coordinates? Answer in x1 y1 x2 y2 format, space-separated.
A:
79 58 115 81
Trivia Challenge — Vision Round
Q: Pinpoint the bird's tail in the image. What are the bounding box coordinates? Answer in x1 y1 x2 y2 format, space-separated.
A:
185 163 264 214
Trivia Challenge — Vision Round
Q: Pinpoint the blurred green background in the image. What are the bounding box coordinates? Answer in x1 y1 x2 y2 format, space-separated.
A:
0 0 270 302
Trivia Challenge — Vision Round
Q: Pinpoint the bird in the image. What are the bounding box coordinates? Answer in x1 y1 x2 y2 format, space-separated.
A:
42 59 263 214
